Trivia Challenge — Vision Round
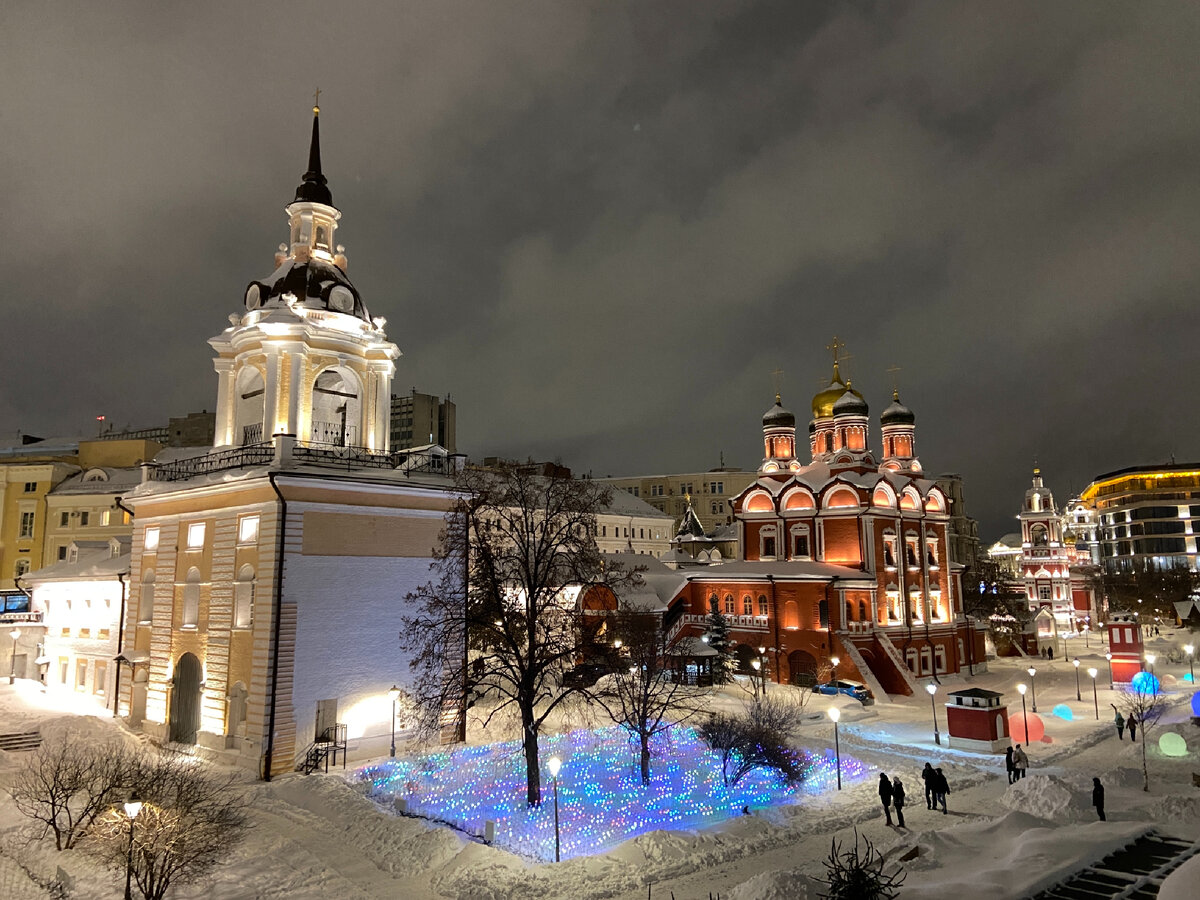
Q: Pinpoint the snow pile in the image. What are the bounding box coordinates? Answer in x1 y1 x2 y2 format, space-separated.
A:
998 775 1091 822
1160 853 1200 900
727 865 820 900
1153 793 1200 825
357 725 868 861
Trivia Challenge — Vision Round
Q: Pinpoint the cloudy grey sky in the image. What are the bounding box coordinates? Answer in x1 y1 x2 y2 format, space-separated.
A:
2 1 1198 539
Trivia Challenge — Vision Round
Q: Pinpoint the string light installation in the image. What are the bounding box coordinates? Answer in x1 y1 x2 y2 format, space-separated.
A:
356 725 867 862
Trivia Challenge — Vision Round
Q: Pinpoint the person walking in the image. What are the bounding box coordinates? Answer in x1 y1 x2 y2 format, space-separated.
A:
1092 777 1106 821
922 762 935 809
1013 744 1029 780
878 772 894 825
892 776 907 828
1112 707 1125 740
1005 746 1015 785
1128 713 1138 742
933 768 949 813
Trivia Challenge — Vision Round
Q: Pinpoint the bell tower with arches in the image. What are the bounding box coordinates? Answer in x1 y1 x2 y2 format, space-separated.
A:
210 102 399 451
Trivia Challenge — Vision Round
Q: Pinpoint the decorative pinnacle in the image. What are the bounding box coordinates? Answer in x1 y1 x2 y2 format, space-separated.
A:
313 87 321 114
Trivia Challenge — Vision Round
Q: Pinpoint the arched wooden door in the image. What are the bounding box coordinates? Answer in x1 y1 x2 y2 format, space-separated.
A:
788 649 818 687
169 653 203 744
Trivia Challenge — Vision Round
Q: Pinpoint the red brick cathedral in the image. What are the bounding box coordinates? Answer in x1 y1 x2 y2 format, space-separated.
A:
668 349 986 697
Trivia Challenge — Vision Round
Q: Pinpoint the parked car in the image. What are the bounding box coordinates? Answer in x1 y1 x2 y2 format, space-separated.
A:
811 679 874 704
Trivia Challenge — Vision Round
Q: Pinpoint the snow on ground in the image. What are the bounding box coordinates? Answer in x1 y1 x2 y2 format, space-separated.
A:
0 630 1197 899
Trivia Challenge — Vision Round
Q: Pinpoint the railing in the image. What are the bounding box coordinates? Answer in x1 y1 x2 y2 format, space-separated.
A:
0 611 42 624
679 612 769 631
148 443 275 483
843 621 874 634
242 423 263 445
97 426 170 442
310 421 357 446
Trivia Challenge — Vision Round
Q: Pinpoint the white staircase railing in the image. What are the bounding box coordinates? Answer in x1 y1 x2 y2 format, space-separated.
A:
875 631 922 695
834 635 892 705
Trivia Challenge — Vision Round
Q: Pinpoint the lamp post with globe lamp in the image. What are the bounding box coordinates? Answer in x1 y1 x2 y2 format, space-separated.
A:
926 682 941 745
1088 667 1099 719
1185 644 1195 683
388 685 401 757
1072 657 1081 701
830 655 839 684
1105 652 1114 689
8 628 19 684
828 706 842 790
547 755 562 862
124 793 143 900
1145 652 1156 675
1027 666 1038 713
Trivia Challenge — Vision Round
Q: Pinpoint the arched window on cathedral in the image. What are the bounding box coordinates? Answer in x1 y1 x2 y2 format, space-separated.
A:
817 598 829 629
311 368 362 447
1031 524 1048 546
234 565 255 629
742 595 753 616
724 594 735 615
182 568 201 628
758 594 768 617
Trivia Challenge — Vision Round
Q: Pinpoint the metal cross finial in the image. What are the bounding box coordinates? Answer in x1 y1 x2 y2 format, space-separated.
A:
826 336 846 364
886 365 902 395
313 87 322 114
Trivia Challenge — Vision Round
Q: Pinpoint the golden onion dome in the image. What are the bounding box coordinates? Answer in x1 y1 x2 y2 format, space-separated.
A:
811 361 864 418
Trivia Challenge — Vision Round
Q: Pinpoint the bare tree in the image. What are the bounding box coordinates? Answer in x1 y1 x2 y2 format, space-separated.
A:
594 611 705 785
8 736 132 850
1114 680 1169 792
401 461 634 806
698 693 809 787
80 754 250 900
819 828 906 899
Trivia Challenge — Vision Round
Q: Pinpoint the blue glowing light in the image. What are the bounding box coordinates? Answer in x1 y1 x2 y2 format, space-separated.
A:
355 725 867 862
1183 673 1194 683
1191 691 1200 717
1051 704 1073 721
1131 672 1161 696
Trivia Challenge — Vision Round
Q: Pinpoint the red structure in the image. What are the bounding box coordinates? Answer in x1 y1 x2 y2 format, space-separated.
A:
945 688 1009 753
1106 612 1144 684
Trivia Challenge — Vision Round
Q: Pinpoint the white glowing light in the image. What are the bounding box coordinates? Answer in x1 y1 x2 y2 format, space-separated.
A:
828 707 841 723
547 755 562 778
1017 683 1027 695
925 683 937 696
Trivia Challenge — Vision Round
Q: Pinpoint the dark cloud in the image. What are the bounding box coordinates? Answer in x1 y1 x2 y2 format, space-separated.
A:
2 1 1198 539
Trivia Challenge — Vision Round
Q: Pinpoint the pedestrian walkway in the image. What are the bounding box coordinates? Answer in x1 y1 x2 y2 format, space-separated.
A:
1028 832 1198 899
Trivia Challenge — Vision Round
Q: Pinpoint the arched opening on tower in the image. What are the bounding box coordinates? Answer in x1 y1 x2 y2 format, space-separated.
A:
311 368 362 447
234 368 266 446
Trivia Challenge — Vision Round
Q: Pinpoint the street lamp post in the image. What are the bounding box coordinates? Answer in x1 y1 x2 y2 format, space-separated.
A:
124 792 143 900
1017 683 1028 741
828 707 842 790
758 645 767 686
547 755 562 862
1087 668 1098 720
1027 666 1038 713
1105 652 1113 689
925 682 941 745
8 628 19 684
388 685 401 758
1145 652 1156 675
830 655 839 684
1185 644 1195 684
1072 658 1081 702
1083 624 1090 648
751 660 762 702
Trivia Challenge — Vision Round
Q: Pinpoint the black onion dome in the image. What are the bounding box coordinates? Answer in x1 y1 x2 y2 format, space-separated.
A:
832 386 869 417
808 420 816 434
245 258 370 322
294 109 333 206
763 394 796 428
880 389 915 426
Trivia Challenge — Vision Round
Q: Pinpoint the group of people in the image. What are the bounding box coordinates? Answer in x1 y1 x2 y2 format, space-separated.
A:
1003 744 1030 783
877 764 951 827
1112 706 1139 741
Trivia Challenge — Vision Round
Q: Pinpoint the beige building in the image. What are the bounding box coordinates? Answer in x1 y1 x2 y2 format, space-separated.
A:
596 467 757 534
595 489 674 557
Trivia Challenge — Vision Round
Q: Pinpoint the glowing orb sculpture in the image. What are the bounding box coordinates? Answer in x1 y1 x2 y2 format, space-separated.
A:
1191 691 1200 717
1159 733 1188 757
1010 712 1045 744
1131 672 1161 695
1051 704 1073 721
1183 673 1194 683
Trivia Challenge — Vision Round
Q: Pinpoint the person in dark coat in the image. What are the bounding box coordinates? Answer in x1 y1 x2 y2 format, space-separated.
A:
878 772 894 825
1127 713 1138 742
922 762 935 809
892 776 907 828
1005 746 1015 785
933 767 949 813
1092 777 1106 821
1112 707 1125 740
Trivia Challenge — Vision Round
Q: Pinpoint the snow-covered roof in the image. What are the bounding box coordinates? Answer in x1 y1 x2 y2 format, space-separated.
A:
990 532 1023 550
50 467 143 495
603 552 688 613
682 559 874 584
24 549 131 583
601 489 673 519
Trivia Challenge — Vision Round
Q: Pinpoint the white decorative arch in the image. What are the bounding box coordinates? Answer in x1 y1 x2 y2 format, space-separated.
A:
823 485 860 509
782 487 816 511
743 490 775 514
900 486 921 510
82 468 109 482
310 365 364 447
233 365 267 446
871 481 897 507
924 488 945 512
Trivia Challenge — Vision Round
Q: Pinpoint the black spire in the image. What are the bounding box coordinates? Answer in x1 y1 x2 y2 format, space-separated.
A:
294 100 333 206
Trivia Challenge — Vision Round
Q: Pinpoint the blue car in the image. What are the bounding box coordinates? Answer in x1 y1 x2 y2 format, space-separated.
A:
811 679 874 704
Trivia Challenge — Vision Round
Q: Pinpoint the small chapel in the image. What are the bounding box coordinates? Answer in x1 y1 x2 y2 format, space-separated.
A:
667 345 987 698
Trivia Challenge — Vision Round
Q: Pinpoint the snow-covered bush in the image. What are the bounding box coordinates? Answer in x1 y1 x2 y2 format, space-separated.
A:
818 829 905 900
698 694 807 787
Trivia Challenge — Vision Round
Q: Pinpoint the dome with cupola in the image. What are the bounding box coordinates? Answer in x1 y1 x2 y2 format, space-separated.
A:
880 389 915 426
763 394 796 429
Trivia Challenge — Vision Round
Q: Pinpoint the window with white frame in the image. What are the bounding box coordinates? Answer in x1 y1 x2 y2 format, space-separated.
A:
14 559 30 579
182 568 201 627
790 525 811 559
920 646 932 675
19 511 35 538
724 594 735 615
758 594 768 617
144 526 160 551
926 540 938 567
886 587 901 621
234 565 255 629
186 522 206 549
238 515 260 545
883 533 897 568
138 570 156 623
742 595 753 616
934 645 946 674
759 524 778 559
909 587 923 623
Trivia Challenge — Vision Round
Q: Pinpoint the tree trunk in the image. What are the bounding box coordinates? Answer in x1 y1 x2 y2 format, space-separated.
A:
1141 729 1149 792
523 713 542 807
640 733 651 786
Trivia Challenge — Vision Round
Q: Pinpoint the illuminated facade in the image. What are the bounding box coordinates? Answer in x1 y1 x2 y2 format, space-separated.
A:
1079 464 1200 573
667 351 985 698
116 107 462 777
595 468 758 533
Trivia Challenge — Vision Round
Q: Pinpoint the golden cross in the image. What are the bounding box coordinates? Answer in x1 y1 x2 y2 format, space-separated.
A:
313 87 321 113
771 367 785 397
826 336 846 364
886 365 902 392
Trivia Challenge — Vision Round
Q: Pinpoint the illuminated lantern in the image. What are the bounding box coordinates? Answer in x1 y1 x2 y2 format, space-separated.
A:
1010 712 1045 744
1130 672 1160 696
1159 733 1188 758
1051 704 1073 721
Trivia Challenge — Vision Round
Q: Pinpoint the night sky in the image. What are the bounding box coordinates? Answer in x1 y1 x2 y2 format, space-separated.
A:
3 1 1198 541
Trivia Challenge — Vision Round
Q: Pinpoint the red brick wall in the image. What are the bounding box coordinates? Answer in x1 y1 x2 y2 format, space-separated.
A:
823 517 861 566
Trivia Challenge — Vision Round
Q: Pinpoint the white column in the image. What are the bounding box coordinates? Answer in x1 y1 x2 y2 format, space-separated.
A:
263 349 281 437
286 349 303 437
212 359 235 447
